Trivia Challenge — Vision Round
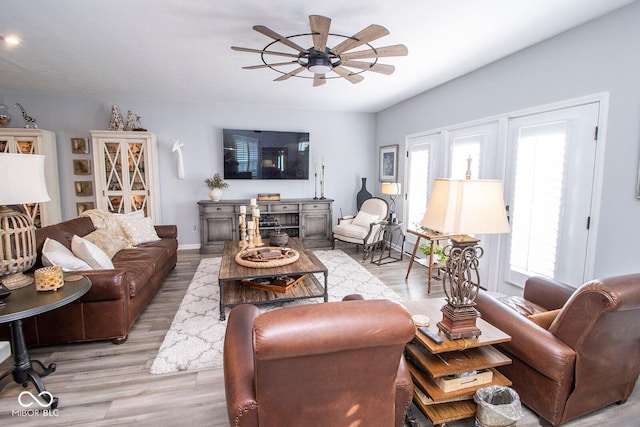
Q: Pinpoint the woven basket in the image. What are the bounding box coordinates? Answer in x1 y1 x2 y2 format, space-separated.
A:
235 247 299 268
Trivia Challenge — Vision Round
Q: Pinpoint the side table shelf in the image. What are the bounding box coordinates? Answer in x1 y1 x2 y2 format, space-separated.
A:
402 299 512 426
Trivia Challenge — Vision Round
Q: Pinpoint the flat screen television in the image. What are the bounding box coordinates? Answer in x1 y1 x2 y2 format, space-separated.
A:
222 129 310 180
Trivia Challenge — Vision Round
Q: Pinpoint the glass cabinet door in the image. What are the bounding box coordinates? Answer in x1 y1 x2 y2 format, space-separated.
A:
99 139 152 216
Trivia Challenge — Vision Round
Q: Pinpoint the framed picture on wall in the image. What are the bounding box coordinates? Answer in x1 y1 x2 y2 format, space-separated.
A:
379 144 398 182
73 159 91 175
71 137 89 154
74 181 93 197
76 202 95 215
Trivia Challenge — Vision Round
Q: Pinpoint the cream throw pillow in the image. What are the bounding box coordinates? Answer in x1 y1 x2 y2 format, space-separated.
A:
42 238 92 272
352 211 379 228
79 209 134 247
118 216 161 245
71 235 114 269
83 228 127 259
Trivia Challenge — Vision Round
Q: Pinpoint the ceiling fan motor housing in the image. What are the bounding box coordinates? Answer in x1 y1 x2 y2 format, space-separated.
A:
301 48 340 74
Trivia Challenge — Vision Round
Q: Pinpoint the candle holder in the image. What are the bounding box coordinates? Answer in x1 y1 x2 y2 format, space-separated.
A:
251 204 264 246
239 213 248 248
247 227 255 248
313 172 319 200
320 164 326 200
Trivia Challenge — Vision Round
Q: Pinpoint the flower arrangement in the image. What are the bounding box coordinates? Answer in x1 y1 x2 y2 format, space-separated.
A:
205 173 229 190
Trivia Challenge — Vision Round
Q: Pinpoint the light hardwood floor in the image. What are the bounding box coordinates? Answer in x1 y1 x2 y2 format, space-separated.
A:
0 245 637 426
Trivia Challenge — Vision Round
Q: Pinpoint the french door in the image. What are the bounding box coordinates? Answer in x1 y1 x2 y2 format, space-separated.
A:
403 133 441 247
499 102 600 288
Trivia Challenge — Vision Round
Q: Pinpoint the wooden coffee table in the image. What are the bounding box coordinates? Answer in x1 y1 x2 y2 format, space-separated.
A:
217 238 328 320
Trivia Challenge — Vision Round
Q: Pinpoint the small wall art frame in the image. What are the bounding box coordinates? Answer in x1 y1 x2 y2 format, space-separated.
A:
74 181 93 197
379 144 398 182
71 137 89 154
73 159 91 175
76 202 95 215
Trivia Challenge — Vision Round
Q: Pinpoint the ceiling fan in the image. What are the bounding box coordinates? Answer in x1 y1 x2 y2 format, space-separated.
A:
231 15 408 86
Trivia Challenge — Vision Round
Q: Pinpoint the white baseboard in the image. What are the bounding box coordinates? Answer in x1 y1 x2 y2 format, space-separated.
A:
178 244 200 251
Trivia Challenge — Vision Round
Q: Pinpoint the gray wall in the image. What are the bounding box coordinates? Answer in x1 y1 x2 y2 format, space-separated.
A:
1 93 375 248
375 1 640 281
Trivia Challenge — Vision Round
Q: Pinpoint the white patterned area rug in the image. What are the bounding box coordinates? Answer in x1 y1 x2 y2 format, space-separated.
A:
150 249 402 374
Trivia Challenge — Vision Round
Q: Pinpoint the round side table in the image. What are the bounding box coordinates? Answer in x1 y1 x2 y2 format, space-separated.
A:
0 276 91 409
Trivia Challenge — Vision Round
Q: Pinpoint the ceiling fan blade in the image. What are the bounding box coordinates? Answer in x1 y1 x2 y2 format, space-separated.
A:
243 61 299 70
313 74 326 87
309 15 331 52
253 25 308 53
331 24 390 55
274 66 306 81
341 60 395 75
340 44 409 60
332 66 364 84
231 46 299 58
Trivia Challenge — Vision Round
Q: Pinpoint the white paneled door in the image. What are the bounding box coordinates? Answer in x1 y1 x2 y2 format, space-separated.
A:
500 102 600 289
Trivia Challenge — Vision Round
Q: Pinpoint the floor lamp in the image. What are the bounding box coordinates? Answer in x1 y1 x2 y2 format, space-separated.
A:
0 153 51 290
381 182 401 223
421 178 510 339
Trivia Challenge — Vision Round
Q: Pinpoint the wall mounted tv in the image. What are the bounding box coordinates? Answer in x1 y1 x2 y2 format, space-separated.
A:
222 129 310 180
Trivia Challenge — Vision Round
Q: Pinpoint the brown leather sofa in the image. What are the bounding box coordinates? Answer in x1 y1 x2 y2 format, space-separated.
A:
223 296 415 427
0 216 177 345
475 275 640 426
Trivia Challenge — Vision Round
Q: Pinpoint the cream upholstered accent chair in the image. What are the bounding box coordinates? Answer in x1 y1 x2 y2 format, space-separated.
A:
333 197 389 260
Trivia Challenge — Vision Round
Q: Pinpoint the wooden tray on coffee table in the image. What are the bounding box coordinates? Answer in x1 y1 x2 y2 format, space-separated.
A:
241 275 305 293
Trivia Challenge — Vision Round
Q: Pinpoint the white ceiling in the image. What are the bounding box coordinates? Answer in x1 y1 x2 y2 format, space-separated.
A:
0 0 635 113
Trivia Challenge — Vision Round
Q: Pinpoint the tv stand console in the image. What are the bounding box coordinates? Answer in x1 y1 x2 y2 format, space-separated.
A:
198 198 334 254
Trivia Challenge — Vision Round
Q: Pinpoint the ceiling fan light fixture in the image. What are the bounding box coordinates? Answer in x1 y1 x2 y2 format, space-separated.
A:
306 55 332 74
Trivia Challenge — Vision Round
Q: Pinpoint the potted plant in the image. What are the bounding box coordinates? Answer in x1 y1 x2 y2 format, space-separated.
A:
205 173 229 201
419 243 447 265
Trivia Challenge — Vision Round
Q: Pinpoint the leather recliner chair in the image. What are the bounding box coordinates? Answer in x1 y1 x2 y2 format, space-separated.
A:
223 296 415 427
475 274 640 426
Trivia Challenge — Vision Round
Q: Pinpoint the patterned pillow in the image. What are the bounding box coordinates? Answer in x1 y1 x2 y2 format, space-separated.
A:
118 216 161 245
83 228 127 259
80 209 133 247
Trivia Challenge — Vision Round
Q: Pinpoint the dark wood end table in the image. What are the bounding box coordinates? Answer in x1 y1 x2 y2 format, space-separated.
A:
0 276 92 409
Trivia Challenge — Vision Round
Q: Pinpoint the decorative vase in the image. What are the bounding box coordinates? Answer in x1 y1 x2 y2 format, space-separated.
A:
209 188 222 201
356 177 372 210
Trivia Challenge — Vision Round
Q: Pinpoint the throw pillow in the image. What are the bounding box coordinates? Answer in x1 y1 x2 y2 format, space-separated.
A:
352 211 379 228
41 238 92 272
118 216 161 245
114 210 145 219
71 235 114 269
79 209 134 247
528 309 562 330
83 228 127 259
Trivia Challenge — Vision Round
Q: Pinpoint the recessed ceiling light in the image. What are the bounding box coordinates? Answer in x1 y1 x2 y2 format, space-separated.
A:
1 35 21 46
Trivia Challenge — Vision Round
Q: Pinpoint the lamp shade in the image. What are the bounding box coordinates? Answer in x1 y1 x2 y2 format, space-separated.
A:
381 182 401 196
0 153 50 205
421 178 510 235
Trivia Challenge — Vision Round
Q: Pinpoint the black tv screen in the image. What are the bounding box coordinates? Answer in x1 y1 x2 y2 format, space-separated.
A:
222 129 310 180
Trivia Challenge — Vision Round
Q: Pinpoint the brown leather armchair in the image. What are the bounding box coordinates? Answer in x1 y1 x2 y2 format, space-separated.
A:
223 296 415 427
475 274 640 426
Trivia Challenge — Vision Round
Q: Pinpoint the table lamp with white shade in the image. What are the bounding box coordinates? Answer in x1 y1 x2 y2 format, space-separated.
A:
421 178 510 339
0 153 51 290
381 182 401 223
